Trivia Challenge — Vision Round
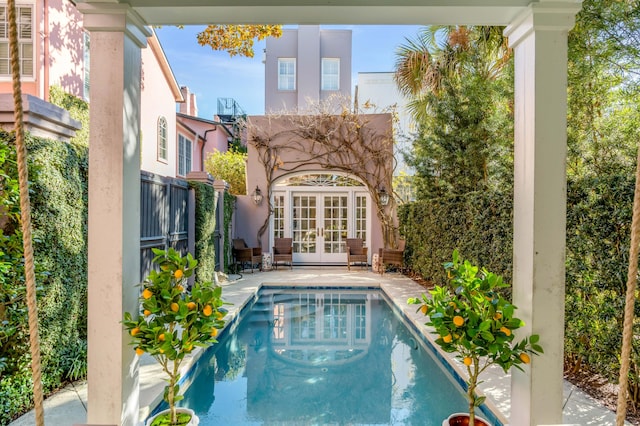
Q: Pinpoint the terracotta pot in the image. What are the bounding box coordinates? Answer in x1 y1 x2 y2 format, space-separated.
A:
146 407 199 426
442 412 491 426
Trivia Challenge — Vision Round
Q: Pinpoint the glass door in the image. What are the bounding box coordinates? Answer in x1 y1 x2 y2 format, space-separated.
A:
292 193 348 263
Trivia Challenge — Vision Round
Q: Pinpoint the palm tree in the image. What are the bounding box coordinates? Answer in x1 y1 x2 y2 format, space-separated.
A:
394 25 514 197
394 26 510 123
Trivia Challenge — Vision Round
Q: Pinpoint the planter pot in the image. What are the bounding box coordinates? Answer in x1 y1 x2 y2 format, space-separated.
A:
443 412 490 426
146 408 199 426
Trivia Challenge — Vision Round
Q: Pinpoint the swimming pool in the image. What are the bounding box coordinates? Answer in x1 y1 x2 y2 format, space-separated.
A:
152 287 501 425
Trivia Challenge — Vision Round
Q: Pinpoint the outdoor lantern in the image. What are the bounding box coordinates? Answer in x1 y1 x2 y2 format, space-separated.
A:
252 186 263 205
378 187 390 206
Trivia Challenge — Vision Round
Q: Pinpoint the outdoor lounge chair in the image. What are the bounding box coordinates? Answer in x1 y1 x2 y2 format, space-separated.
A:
346 238 368 270
232 238 262 273
273 237 293 270
379 239 406 275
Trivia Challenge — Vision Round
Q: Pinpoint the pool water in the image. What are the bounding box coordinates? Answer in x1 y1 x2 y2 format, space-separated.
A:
166 288 498 425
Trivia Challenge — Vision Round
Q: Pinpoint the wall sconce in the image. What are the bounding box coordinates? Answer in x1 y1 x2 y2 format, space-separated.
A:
378 187 390 206
252 186 263 205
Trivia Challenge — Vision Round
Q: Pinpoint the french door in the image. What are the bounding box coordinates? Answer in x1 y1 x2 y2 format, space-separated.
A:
292 193 348 263
271 173 371 265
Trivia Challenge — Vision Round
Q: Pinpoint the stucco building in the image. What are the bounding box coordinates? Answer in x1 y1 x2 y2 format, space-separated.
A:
264 25 352 114
237 26 394 264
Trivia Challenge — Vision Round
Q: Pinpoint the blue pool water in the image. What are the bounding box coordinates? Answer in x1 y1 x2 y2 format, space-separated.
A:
161 288 500 425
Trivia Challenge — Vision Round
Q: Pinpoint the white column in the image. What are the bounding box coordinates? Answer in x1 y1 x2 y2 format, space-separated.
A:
504 3 580 425
78 4 151 425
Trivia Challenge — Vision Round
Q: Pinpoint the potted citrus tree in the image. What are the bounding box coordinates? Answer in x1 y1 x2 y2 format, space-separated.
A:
123 248 229 426
408 250 543 426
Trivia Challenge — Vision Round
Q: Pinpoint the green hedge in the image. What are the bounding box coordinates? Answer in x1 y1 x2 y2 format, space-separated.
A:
398 189 513 286
0 131 88 425
400 174 640 408
190 181 217 283
565 173 640 405
223 192 235 273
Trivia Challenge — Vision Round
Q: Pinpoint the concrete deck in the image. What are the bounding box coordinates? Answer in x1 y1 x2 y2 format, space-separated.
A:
10 267 627 426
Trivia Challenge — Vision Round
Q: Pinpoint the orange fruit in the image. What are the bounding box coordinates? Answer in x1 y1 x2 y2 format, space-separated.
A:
463 357 472 366
176 285 184 292
187 302 197 310
185 343 193 352
203 305 213 317
500 326 511 336
420 305 428 315
174 269 184 279
210 328 218 337
170 303 179 312
130 327 140 337
494 312 502 320
443 334 452 343
135 347 144 356
520 353 531 364
215 311 224 319
453 316 464 327
143 309 151 317
158 333 165 341
142 289 153 299
159 348 165 354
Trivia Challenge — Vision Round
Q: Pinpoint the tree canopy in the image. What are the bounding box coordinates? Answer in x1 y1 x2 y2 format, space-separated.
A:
395 26 513 198
196 25 282 57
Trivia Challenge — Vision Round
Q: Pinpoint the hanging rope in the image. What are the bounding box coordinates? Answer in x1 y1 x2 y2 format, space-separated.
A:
7 0 44 424
616 144 640 426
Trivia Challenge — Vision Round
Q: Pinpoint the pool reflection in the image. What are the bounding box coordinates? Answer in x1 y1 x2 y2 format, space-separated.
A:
177 289 475 426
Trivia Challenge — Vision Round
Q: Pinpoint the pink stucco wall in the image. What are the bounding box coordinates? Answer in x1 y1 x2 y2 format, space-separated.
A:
140 37 181 178
176 115 233 172
241 113 394 255
46 0 86 99
0 0 85 99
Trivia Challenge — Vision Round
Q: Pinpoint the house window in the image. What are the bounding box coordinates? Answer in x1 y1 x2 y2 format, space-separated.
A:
157 117 168 162
177 134 192 177
83 31 90 100
321 58 339 91
278 58 296 91
0 4 33 78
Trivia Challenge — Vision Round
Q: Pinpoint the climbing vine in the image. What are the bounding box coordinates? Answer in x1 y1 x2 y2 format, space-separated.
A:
248 100 399 248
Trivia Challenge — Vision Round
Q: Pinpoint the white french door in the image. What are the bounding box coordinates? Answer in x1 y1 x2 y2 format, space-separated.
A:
271 173 371 265
292 193 348 263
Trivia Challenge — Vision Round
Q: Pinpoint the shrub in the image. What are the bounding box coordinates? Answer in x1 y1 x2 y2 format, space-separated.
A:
190 181 217 283
399 174 640 409
204 149 247 195
0 130 88 424
398 189 513 286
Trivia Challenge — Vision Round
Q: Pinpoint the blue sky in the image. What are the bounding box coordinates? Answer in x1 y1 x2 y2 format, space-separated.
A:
155 25 424 119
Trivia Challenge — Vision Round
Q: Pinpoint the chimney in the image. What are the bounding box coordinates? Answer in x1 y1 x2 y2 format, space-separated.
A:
179 86 190 115
189 93 198 117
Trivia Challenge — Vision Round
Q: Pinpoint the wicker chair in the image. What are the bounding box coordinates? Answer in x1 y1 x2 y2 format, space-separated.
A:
273 237 293 270
379 239 406 275
346 238 368 270
232 239 262 273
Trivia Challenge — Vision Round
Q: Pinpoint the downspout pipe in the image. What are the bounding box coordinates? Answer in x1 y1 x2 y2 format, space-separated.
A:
201 126 216 171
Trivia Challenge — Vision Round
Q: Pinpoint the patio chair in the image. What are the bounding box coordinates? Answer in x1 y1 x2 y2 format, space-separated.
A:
273 237 293 270
346 238 368 271
379 239 406 275
232 238 262 273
